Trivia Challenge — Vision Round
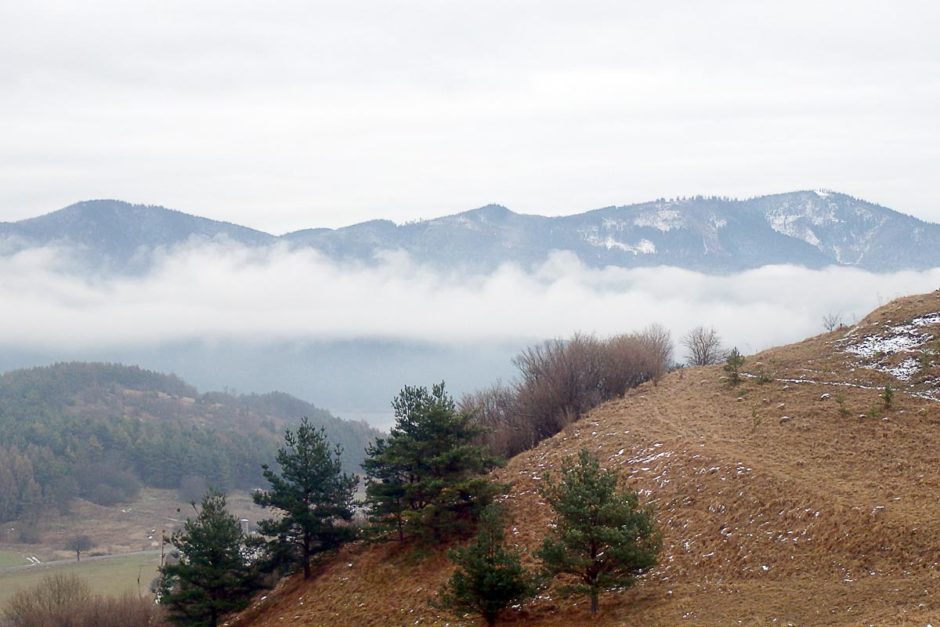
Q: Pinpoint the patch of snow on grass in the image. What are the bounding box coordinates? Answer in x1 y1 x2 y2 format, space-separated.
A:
628 450 672 465
841 311 940 382
844 314 939 358
887 358 920 381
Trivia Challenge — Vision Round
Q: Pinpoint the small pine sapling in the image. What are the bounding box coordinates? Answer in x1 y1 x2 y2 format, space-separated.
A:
437 505 539 626
881 384 894 410
723 347 745 386
537 450 660 614
835 393 850 417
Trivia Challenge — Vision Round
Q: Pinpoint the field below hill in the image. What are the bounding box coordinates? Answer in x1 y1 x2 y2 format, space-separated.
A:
0 552 162 609
0 488 265 611
235 290 940 625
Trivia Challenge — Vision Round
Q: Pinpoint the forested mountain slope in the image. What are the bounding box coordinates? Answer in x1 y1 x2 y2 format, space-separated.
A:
236 290 940 625
4 191 940 274
0 362 381 522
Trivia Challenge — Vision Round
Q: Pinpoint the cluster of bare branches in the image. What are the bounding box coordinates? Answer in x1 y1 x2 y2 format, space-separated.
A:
461 326 673 459
681 326 723 366
3 574 164 627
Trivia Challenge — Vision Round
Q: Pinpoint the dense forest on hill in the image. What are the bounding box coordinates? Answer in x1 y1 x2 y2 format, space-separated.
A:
0 362 381 523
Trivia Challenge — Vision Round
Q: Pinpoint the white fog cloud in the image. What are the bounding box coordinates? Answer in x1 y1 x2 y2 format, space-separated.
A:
1 243 938 356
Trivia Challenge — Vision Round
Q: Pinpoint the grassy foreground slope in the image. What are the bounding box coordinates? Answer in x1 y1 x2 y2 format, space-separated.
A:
236 290 940 626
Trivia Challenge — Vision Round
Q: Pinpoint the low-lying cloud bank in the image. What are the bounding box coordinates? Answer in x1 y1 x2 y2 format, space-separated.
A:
2 242 939 355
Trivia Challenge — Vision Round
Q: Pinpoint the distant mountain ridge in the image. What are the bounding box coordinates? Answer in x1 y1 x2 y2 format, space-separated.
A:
3 191 939 273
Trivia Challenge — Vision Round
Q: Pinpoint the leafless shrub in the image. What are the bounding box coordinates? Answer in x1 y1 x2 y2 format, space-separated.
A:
468 327 673 459
3 573 92 626
639 323 674 382
682 326 723 366
3 573 164 627
604 324 674 394
513 333 607 442
75 592 164 627
460 382 532 459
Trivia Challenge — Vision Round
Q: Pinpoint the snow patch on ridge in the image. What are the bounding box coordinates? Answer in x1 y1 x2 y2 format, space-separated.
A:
633 210 684 232
842 313 940 381
583 233 657 255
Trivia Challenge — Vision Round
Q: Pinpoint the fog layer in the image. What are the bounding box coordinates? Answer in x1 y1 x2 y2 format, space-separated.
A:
2 242 938 355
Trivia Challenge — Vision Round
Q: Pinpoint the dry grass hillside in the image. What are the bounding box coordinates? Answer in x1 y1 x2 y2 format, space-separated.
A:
235 290 940 626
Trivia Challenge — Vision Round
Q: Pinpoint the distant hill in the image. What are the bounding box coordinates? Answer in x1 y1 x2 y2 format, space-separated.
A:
3 191 940 273
237 290 940 625
0 199 273 272
0 362 382 523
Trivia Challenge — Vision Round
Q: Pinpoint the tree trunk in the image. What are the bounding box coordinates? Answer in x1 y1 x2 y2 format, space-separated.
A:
590 589 599 614
304 538 312 579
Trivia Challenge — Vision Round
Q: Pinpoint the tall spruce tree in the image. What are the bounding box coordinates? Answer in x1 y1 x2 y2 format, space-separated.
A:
253 417 356 579
537 449 660 614
363 382 502 542
438 505 539 626
158 490 260 627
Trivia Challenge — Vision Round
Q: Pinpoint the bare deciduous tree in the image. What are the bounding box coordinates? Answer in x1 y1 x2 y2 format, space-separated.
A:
682 326 723 366
822 312 843 332
66 535 93 562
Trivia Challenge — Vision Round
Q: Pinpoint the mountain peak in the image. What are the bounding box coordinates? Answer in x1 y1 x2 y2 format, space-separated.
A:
460 203 515 220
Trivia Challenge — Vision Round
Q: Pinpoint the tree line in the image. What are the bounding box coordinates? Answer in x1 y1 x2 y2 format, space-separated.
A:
0 362 380 524
155 382 660 627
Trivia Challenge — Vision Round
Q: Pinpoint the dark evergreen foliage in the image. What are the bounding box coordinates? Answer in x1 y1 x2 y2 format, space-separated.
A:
363 383 503 543
158 490 261 627
253 418 357 579
0 362 379 522
723 347 745 385
438 505 539 626
537 450 660 614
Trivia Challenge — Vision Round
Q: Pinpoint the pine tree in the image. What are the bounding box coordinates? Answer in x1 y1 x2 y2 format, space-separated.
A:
537 450 660 614
364 383 503 542
723 347 745 385
253 417 357 579
158 490 260 627
361 437 408 541
438 505 539 626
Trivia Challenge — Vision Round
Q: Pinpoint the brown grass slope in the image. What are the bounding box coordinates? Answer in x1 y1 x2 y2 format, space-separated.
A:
237 290 940 626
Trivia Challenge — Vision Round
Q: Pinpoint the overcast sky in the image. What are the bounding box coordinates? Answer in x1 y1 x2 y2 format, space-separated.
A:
2 1 939 233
